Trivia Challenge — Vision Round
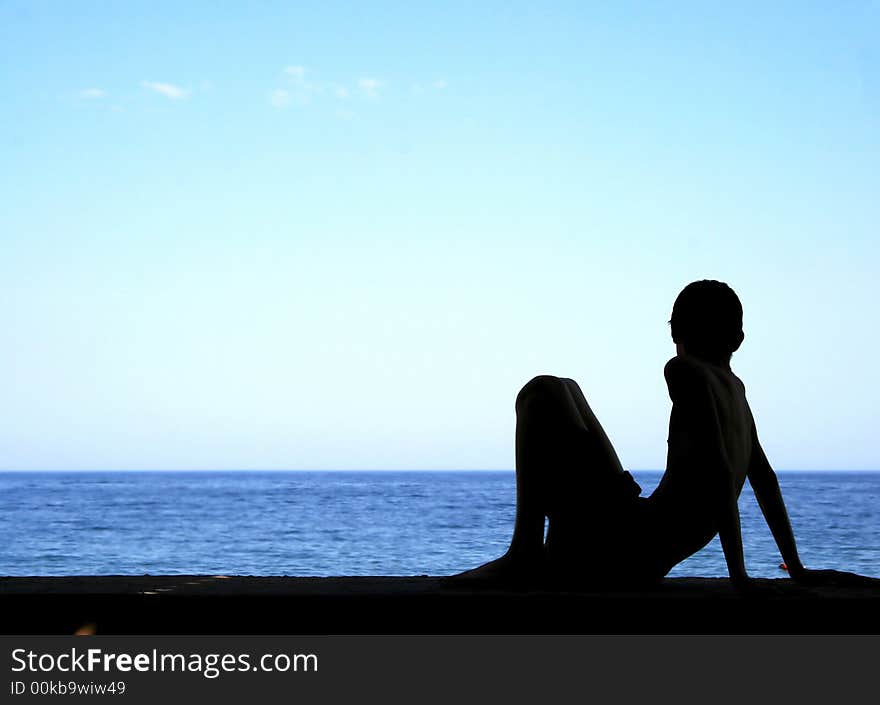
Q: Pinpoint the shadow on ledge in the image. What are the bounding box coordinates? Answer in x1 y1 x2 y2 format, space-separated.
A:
1 575 879 635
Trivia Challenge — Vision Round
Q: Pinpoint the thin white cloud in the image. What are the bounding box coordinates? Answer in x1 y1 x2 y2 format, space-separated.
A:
141 81 189 100
284 65 307 81
277 66 319 105
80 88 106 99
432 79 448 90
358 77 383 99
269 88 291 108
270 68 389 106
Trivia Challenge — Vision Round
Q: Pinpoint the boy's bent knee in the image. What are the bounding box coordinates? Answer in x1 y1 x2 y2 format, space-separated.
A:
516 374 564 409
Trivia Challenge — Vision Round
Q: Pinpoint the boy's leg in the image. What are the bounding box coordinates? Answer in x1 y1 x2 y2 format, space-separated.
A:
509 375 604 556
561 378 627 478
512 376 641 564
449 374 632 582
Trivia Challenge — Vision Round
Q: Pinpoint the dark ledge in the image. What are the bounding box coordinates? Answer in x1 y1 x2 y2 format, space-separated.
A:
1 576 878 635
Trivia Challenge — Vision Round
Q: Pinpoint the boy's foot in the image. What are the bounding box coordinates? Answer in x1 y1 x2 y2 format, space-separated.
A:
442 552 546 589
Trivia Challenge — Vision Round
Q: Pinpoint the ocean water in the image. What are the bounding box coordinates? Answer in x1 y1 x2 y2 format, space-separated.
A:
0 471 878 578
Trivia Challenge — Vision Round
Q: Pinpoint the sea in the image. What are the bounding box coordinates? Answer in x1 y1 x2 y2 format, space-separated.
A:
1 471 878 578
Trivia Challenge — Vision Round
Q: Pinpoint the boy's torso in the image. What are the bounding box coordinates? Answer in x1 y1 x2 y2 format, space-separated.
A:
644 355 755 573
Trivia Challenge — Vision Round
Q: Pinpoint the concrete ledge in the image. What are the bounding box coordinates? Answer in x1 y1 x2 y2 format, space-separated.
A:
2 576 878 634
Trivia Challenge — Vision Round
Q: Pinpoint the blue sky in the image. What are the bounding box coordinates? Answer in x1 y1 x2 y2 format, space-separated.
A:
1 1 878 470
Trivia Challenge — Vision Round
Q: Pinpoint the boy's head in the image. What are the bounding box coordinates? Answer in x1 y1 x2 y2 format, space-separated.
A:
670 280 744 365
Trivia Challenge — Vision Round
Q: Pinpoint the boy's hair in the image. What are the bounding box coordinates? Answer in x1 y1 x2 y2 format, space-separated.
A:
669 280 744 364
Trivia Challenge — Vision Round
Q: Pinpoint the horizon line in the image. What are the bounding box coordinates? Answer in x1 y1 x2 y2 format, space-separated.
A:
1 468 879 473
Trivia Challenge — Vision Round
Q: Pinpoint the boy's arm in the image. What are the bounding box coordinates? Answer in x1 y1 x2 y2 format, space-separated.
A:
717 461 748 586
746 416 805 576
748 406 879 587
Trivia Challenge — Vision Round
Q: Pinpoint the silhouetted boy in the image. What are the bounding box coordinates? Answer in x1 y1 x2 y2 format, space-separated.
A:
456 280 866 589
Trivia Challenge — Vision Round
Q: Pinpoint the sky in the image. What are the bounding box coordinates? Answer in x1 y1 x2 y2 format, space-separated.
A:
1 1 878 470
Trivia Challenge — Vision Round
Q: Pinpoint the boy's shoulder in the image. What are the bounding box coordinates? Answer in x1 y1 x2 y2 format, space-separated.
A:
664 354 745 399
664 354 710 384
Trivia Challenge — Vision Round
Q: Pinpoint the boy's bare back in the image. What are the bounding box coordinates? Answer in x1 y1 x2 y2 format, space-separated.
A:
644 353 756 572
663 353 752 490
